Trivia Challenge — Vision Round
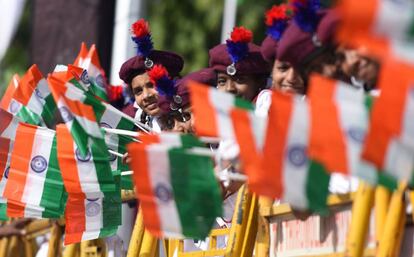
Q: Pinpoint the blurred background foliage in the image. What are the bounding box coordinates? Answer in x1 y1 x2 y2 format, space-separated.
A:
0 0 284 94
0 1 31 95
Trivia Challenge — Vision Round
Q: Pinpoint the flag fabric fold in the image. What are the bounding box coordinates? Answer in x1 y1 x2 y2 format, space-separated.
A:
128 133 222 239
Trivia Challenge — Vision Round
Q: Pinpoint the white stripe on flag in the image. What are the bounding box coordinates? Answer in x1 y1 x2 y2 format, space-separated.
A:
1 118 18 140
373 0 414 41
75 115 102 138
73 141 102 195
400 88 414 149
147 144 183 238
82 196 103 240
64 82 87 102
334 87 368 175
21 127 55 206
104 134 119 171
209 89 235 139
36 79 50 99
159 134 182 147
0 142 13 197
249 112 267 152
283 97 310 210
23 202 45 218
335 81 365 104
100 104 122 129
384 138 414 181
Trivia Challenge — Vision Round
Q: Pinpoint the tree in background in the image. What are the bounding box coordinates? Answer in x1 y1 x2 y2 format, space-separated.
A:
0 0 284 95
147 0 276 74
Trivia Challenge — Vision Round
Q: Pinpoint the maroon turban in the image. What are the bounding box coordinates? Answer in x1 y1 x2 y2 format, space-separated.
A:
119 50 184 84
277 9 341 67
209 43 270 76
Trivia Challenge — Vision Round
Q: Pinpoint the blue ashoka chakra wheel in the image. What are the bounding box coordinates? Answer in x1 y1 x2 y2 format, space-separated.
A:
9 100 21 114
86 201 100 217
81 70 90 84
287 144 307 167
30 156 48 173
95 75 104 88
75 148 92 162
59 106 74 122
4 167 10 179
347 127 365 143
155 184 172 203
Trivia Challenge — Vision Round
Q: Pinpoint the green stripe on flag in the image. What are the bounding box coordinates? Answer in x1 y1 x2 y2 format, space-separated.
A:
169 148 223 239
235 98 254 111
306 160 330 214
378 171 398 191
39 136 65 214
17 107 42 126
70 120 90 158
41 95 57 126
180 134 204 148
364 95 374 115
102 171 122 229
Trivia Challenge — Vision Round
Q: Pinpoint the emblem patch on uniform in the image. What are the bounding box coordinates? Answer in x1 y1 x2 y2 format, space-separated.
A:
30 156 48 173
155 184 172 203
59 107 74 122
86 201 101 217
287 144 307 167
75 148 92 162
9 100 21 114
348 127 365 143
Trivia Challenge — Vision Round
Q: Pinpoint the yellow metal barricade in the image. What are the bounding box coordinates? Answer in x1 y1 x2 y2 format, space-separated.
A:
345 182 375 257
164 184 258 257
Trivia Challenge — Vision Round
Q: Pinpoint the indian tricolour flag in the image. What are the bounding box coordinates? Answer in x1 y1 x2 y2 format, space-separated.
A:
51 64 91 93
128 133 222 239
188 81 254 140
48 75 103 157
75 44 108 101
10 64 56 127
362 60 414 187
307 74 370 177
56 125 121 245
3 123 65 218
73 42 89 68
0 110 20 220
261 92 330 212
230 108 268 195
338 0 414 64
0 74 19 110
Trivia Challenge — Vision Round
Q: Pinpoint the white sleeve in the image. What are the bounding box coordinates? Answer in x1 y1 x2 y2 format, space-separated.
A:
255 89 273 117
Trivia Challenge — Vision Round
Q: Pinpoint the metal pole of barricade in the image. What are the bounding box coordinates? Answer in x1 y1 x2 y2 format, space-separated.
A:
127 209 145 257
139 230 158 257
377 182 407 257
255 197 273 257
344 181 375 257
374 185 391 246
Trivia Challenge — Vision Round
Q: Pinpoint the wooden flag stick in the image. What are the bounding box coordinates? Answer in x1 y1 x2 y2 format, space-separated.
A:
108 149 125 158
